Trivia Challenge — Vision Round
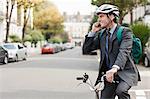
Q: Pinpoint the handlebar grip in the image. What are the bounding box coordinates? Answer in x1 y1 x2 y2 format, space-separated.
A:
99 75 119 84
76 77 84 80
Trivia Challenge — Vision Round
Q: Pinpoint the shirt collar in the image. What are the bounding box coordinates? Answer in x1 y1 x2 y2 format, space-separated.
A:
109 24 117 35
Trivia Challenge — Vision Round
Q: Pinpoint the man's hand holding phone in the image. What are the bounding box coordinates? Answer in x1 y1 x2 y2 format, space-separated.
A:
91 22 101 33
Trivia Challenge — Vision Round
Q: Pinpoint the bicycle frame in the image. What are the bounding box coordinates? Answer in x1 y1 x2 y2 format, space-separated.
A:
76 73 105 99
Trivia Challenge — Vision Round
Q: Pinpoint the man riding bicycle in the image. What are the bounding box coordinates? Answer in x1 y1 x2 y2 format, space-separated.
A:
82 4 141 99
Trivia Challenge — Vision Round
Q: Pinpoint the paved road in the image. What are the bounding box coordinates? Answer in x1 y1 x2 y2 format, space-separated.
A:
0 47 150 99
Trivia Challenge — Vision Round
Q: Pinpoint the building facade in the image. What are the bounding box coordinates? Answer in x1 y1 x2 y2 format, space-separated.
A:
63 12 93 46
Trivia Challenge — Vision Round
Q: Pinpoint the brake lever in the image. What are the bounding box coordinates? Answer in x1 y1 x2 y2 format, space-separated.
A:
83 73 89 83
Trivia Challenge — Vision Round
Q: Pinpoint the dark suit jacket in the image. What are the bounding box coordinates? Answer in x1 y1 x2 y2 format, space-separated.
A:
82 25 141 86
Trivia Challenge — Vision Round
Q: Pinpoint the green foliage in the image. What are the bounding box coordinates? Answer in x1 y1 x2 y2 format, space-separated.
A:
24 34 32 42
48 32 69 43
33 1 64 35
30 30 44 43
59 32 69 43
43 31 69 43
131 23 150 47
48 38 62 43
25 29 44 43
9 35 21 43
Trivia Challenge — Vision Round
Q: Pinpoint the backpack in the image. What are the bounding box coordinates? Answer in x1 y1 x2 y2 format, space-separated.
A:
99 26 142 64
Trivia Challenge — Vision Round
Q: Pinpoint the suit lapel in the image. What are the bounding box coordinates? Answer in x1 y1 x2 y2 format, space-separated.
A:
101 30 107 52
108 25 120 53
99 29 107 62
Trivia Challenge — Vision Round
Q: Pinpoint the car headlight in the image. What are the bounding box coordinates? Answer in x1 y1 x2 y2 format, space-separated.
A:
8 51 16 56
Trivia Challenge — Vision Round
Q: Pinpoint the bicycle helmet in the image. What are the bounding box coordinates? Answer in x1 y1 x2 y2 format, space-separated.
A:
95 4 119 17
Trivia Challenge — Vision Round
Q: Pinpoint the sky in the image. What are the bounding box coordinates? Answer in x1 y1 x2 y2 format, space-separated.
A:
49 0 97 15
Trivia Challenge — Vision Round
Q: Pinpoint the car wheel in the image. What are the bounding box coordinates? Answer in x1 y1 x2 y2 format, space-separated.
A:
144 56 150 67
23 53 27 60
51 51 54 54
3 56 8 64
15 55 18 62
23 56 27 60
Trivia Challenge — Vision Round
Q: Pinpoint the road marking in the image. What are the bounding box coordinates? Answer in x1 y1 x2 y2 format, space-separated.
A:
135 90 146 99
108 90 149 99
136 96 146 99
114 90 149 99
130 89 150 92
130 90 149 99
135 90 146 95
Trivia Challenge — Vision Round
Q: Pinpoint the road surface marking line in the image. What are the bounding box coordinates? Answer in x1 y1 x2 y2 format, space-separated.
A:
130 89 150 92
135 90 146 95
135 90 146 99
136 96 146 99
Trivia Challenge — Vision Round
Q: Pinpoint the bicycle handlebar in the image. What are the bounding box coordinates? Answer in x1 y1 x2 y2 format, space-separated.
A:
97 75 119 84
76 73 119 99
77 73 119 84
76 77 84 80
76 73 89 83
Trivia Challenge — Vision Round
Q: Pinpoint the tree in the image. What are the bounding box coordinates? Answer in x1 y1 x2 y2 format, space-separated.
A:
9 34 21 42
33 1 64 38
5 0 43 43
61 32 70 43
131 22 150 48
131 22 150 63
17 0 44 43
5 0 16 42
29 29 44 47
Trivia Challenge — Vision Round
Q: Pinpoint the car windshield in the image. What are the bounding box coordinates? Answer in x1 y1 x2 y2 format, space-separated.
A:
43 44 53 47
3 44 16 49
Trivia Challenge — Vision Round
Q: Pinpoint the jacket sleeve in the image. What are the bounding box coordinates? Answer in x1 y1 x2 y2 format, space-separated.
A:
82 33 100 55
114 28 133 70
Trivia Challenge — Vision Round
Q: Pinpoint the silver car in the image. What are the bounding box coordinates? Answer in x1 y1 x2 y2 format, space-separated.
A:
144 39 150 67
1 43 27 62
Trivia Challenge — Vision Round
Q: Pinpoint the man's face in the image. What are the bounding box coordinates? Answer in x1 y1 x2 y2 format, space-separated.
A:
97 13 112 28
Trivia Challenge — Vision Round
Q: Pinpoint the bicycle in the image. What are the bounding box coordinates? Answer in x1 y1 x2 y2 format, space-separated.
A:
76 73 119 99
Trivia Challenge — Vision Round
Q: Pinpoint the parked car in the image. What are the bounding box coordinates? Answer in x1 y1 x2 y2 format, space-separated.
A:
144 39 150 67
41 43 57 54
64 43 75 49
58 43 66 51
0 46 8 64
53 43 62 52
1 43 27 62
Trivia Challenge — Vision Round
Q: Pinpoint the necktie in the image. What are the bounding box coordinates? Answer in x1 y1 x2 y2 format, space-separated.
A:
105 31 111 68
106 31 111 52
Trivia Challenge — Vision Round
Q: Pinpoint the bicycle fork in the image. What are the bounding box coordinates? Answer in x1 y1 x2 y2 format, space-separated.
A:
95 91 99 99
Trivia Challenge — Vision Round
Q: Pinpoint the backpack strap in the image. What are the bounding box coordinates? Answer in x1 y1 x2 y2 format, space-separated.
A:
99 27 124 42
116 26 124 43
